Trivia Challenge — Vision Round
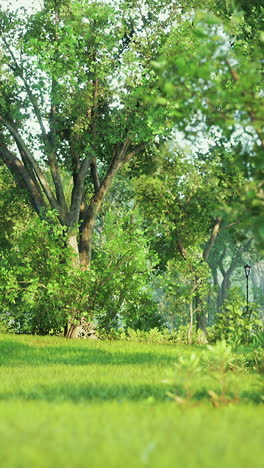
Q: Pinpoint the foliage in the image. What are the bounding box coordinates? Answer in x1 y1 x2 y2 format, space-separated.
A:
0 165 33 249
133 148 237 332
160 254 211 331
85 209 162 331
166 353 202 405
0 212 73 334
207 228 255 314
153 4 264 250
207 340 239 407
164 339 260 407
0 0 263 339
0 0 184 278
212 287 263 346
100 325 211 346
134 149 240 259
0 0 204 332
207 340 234 372
242 348 264 374
252 330 264 348
0 207 161 335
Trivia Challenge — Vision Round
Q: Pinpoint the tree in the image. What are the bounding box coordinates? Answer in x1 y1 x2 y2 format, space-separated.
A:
208 229 254 313
0 0 185 335
152 1 264 248
134 146 243 333
141 0 263 332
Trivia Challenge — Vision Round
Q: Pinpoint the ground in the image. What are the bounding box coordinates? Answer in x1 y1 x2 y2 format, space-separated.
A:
0 333 263 467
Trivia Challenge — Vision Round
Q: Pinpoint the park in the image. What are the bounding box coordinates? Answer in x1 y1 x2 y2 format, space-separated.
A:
0 0 263 466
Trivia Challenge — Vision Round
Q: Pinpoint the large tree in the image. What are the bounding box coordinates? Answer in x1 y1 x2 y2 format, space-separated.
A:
0 0 182 267
0 0 189 335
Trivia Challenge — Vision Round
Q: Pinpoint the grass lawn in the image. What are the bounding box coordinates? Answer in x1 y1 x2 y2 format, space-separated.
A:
0 333 263 467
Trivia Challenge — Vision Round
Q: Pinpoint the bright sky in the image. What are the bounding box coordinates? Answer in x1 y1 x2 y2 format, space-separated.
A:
1 0 42 12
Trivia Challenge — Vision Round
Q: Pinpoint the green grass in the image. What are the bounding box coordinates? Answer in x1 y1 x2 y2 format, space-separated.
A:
0 333 263 467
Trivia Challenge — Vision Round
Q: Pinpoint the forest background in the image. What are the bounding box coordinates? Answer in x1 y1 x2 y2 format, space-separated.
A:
0 0 263 344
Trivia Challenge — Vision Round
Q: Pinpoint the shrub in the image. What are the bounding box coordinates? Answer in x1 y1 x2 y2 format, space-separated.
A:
212 288 263 347
100 325 210 345
0 209 162 336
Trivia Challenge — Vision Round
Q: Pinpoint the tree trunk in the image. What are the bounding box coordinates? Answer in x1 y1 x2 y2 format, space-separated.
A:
187 297 194 344
218 271 232 311
79 219 95 268
67 232 80 267
196 309 207 334
195 295 207 334
194 274 207 335
78 148 125 268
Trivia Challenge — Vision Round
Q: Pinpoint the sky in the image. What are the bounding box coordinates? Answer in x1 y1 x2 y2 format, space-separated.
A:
1 0 42 12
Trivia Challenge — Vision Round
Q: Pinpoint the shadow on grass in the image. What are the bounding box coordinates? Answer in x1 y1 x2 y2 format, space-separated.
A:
0 382 170 402
0 340 176 367
0 382 262 404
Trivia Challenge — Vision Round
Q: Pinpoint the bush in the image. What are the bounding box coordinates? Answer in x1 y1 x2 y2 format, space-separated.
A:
100 325 210 345
0 213 71 335
212 288 263 347
239 349 264 373
0 209 162 336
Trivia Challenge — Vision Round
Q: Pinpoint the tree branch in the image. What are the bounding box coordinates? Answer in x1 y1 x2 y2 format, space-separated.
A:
203 217 222 261
3 39 68 215
67 158 91 228
90 157 100 192
0 143 46 214
218 220 240 232
119 142 146 167
0 117 64 220
48 77 68 214
2 37 49 145
79 138 146 266
177 238 188 259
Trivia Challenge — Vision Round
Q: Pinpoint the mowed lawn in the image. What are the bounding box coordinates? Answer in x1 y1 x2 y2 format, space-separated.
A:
0 334 263 468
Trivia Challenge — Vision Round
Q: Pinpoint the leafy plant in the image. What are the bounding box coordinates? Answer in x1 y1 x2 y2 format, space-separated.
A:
242 349 264 374
213 288 263 347
166 353 202 406
0 212 72 335
252 330 264 348
207 340 239 407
